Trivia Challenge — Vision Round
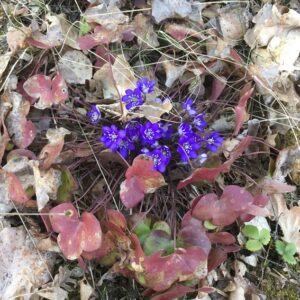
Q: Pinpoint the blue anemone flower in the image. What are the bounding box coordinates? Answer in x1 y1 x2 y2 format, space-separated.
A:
178 122 193 137
125 121 141 142
100 125 125 152
140 122 162 144
177 136 201 162
193 114 207 131
87 105 101 124
148 145 171 172
183 97 197 116
136 77 156 94
122 88 144 110
118 137 135 158
204 132 223 152
159 122 174 139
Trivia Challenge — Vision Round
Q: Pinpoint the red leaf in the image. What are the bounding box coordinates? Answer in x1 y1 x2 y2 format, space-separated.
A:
207 232 236 245
49 203 102 260
207 248 228 272
120 155 166 208
107 209 127 230
23 74 68 109
141 247 207 292
150 285 196 300
209 76 227 101
234 83 254 135
6 171 28 204
177 136 252 189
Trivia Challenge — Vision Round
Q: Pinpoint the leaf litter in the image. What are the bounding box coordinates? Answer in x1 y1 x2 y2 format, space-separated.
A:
0 0 299 299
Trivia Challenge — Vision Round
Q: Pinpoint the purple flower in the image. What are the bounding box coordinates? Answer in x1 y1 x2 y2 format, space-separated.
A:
140 122 162 144
193 114 207 131
177 136 201 162
148 145 171 172
178 122 193 137
159 122 174 139
100 125 126 152
125 121 141 142
87 105 101 124
204 132 223 152
118 137 135 158
136 77 156 94
183 97 196 116
122 88 144 110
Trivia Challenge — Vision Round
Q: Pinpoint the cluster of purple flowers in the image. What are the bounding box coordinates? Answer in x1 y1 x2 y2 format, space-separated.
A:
87 78 223 173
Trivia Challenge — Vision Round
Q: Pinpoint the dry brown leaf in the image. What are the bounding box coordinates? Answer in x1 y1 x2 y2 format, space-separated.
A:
0 226 55 300
162 59 186 88
134 13 159 49
39 127 71 169
83 3 129 30
0 52 12 82
58 50 93 84
29 160 62 211
279 206 300 254
6 26 31 53
94 54 136 101
80 278 94 300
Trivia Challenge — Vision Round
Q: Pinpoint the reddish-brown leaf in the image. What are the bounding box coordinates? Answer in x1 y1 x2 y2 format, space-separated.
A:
23 74 68 109
150 285 196 300
209 77 227 101
234 83 254 135
6 171 28 204
177 136 252 189
207 232 236 245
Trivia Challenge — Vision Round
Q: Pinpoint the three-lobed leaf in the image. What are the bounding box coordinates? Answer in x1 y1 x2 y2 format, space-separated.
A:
245 239 263 251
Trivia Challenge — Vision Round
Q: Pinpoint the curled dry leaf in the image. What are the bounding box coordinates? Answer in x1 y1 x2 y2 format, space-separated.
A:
29 160 62 211
94 54 136 100
120 155 166 208
5 91 36 148
49 203 102 260
279 206 300 254
23 74 68 109
162 59 186 88
178 136 253 189
234 83 254 135
39 127 71 169
6 26 31 53
0 116 10 164
139 97 173 123
58 50 93 84
0 226 55 300
27 14 79 49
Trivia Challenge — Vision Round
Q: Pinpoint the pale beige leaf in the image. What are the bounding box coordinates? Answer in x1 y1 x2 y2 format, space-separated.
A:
162 60 186 88
58 50 93 84
0 52 12 81
80 278 93 300
6 26 31 53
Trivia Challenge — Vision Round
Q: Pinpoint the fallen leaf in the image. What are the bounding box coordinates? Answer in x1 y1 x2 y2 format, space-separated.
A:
120 155 166 208
29 160 62 211
57 167 77 203
234 83 254 135
50 203 102 260
162 59 186 88
0 52 12 81
4 91 36 148
39 127 71 169
83 3 129 30
58 50 93 84
0 226 55 300
23 74 68 109
134 13 159 49
80 278 93 300
150 285 196 300
6 26 31 53
279 206 300 254
27 14 80 49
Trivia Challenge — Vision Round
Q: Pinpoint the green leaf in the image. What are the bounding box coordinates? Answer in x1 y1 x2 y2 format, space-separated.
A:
242 225 259 239
245 239 263 251
259 228 271 245
284 243 297 256
79 19 91 36
204 220 218 230
282 254 297 265
275 240 286 255
57 168 77 203
133 218 151 240
152 221 171 236
143 230 174 256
